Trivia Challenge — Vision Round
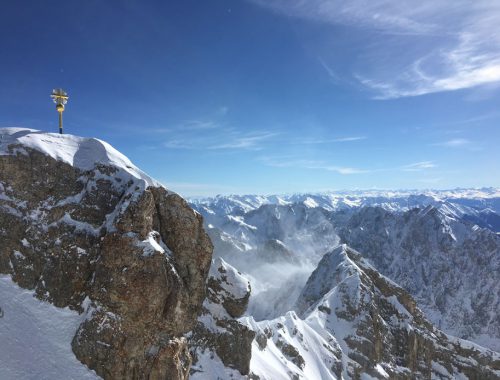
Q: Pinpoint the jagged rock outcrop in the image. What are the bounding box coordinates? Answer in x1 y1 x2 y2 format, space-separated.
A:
337 205 500 351
295 245 500 379
207 258 251 319
0 129 213 379
189 258 255 378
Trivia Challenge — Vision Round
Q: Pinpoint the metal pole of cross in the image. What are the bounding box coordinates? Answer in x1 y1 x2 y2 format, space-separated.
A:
50 88 69 134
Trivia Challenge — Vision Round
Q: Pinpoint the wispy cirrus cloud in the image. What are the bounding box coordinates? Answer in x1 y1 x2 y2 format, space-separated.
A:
294 136 367 144
431 137 484 152
150 120 219 134
318 57 340 82
208 132 280 150
178 120 219 131
260 156 438 174
161 119 362 151
163 121 279 151
249 0 437 35
260 156 368 174
432 138 471 147
329 136 366 142
401 161 436 171
249 0 500 98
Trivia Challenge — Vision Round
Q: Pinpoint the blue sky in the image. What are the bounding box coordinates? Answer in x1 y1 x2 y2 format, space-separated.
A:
1 0 499 196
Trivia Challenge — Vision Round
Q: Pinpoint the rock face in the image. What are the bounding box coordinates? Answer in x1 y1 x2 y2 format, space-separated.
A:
189 258 255 378
295 245 500 379
337 205 500 351
0 129 213 379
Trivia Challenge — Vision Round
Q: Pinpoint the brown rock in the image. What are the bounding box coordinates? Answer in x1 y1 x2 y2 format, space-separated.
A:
0 146 213 379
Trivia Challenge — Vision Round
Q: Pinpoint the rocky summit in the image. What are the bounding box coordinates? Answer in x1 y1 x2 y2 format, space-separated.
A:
0 128 212 379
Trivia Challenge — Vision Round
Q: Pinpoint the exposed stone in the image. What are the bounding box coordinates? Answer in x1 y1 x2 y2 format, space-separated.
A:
0 145 213 379
276 339 305 369
255 333 267 350
189 259 255 376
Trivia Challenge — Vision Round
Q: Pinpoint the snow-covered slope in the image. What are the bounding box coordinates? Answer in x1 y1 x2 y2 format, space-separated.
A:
0 128 159 187
0 275 99 379
189 258 255 379
244 311 342 380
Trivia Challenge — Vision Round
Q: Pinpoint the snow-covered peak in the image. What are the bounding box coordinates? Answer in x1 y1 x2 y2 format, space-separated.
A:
295 245 366 316
0 128 160 187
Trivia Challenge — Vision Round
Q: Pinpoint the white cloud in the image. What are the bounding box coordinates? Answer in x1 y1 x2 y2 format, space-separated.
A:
163 125 279 151
249 0 500 98
260 157 368 174
330 136 366 142
209 132 279 150
402 161 436 171
294 136 367 144
262 156 441 175
318 57 340 82
432 138 471 147
327 166 367 174
249 0 438 35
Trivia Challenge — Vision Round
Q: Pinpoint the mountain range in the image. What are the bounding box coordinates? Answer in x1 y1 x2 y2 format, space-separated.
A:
1 128 499 379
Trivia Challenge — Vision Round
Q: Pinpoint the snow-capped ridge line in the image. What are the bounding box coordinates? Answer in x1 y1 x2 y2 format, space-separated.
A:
0 128 161 188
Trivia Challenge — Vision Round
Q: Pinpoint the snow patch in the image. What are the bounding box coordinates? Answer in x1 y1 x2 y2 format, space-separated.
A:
303 197 319 208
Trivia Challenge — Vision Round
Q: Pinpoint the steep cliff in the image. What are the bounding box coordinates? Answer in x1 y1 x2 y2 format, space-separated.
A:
0 128 213 379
